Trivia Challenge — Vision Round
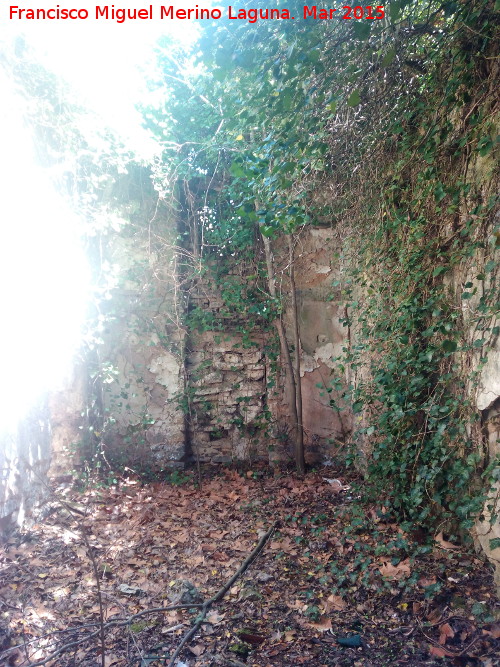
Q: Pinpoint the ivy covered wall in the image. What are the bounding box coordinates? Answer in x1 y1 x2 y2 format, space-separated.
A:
137 0 500 579
2 0 499 588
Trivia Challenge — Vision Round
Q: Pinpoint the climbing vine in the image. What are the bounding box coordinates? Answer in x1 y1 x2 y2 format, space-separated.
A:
146 0 499 524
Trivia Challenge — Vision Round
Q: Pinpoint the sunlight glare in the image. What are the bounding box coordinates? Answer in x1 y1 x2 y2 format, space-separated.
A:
7 4 202 159
0 70 90 430
0 8 200 429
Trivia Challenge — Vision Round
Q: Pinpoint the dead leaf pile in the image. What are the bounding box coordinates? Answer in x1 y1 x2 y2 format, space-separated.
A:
0 466 498 666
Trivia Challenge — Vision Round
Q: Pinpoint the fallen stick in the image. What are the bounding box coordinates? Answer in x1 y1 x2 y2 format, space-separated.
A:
5 525 276 667
166 522 277 667
4 604 205 667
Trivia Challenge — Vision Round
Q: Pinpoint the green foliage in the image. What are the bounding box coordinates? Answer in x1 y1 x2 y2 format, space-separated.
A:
325 0 500 530
143 0 499 527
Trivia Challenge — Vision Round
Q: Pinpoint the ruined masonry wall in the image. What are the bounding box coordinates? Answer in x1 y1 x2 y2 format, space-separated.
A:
187 332 268 463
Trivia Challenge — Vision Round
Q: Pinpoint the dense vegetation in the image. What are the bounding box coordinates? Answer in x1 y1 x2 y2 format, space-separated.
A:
146 0 499 533
5 0 498 534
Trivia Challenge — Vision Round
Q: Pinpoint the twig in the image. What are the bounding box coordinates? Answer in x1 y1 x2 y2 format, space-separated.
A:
0 603 205 665
79 523 106 667
166 522 277 666
416 616 481 657
9 525 274 666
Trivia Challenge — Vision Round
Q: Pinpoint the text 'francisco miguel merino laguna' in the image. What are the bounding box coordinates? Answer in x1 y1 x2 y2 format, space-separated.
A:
9 4 385 22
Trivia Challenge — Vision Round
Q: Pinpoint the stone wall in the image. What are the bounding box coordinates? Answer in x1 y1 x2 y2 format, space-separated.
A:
186 332 268 463
181 226 353 466
95 176 187 472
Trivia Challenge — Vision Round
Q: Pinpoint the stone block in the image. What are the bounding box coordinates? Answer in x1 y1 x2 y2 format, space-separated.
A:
212 455 233 463
246 363 265 371
247 369 265 380
212 338 238 353
208 438 232 452
151 442 185 462
232 382 264 400
224 353 243 364
193 371 223 386
243 350 263 364
239 403 262 422
187 352 205 365
193 385 221 396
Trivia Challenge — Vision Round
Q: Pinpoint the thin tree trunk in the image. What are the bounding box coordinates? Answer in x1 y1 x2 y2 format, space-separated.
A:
288 235 305 475
261 231 304 475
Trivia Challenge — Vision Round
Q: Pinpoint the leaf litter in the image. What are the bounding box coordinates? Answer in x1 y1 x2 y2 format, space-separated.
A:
0 465 499 666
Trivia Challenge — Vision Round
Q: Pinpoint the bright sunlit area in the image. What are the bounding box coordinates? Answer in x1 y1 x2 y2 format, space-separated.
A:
0 9 200 430
0 69 90 429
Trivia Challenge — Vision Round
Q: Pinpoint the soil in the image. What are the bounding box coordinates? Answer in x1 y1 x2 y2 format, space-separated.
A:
0 465 499 666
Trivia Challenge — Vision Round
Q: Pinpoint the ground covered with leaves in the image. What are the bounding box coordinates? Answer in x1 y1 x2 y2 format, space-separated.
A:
1 467 499 666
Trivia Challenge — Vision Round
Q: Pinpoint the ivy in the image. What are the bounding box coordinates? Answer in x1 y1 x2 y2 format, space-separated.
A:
142 0 499 524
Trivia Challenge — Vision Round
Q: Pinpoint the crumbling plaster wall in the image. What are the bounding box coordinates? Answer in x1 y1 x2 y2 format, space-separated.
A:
280 227 352 462
461 210 500 587
99 220 186 469
182 225 353 466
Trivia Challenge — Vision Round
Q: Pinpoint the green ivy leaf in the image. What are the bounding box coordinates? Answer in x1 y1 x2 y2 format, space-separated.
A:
389 0 401 22
381 48 396 67
490 538 500 550
442 340 457 352
347 89 361 107
229 162 245 178
477 136 493 157
434 184 446 202
353 22 371 40
260 225 275 238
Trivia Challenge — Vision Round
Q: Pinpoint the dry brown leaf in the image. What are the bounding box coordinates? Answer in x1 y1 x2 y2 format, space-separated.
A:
486 622 500 639
434 532 459 550
209 530 228 539
289 599 306 611
429 645 454 658
308 616 332 632
269 630 282 643
269 537 297 555
206 610 225 625
426 608 443 624
323 594 346 613
438 622 455 644
378 558 411 580
189 644 205 656
186 555 205 567
418 575 437 588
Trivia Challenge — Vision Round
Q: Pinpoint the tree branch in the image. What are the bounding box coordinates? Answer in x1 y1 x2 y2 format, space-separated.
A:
166 522 277 666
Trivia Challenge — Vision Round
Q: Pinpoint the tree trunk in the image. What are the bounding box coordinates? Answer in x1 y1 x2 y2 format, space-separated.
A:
261 231 305 475
288 235 305 475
